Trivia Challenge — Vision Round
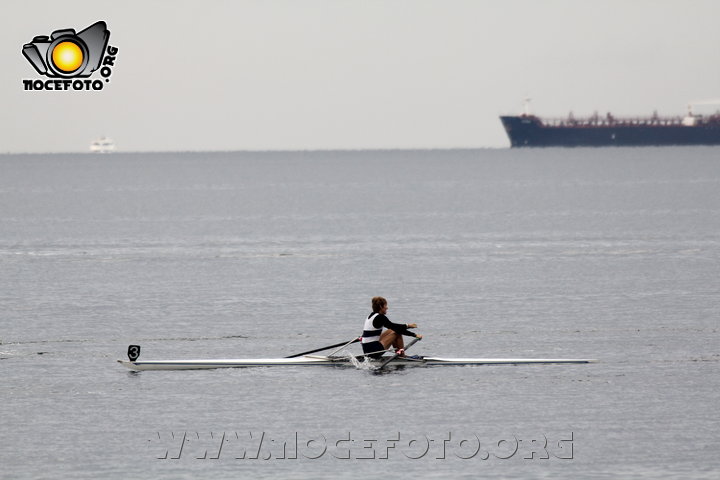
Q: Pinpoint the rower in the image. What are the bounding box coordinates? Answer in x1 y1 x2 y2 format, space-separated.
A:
361 296 422 359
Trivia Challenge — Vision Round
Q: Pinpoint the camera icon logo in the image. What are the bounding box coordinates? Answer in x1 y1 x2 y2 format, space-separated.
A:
22 21 109 78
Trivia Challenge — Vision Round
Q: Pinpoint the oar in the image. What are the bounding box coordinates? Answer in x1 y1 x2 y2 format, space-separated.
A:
285 338 360 358
377 336 421 369
326 336 363 357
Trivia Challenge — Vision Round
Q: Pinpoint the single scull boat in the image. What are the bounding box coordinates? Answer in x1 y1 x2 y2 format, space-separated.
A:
117 342 594 371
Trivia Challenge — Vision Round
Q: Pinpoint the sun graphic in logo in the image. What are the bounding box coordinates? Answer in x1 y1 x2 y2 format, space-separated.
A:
51 41 84 73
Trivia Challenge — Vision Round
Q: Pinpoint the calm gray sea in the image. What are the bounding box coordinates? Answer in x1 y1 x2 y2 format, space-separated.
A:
1 148 719 479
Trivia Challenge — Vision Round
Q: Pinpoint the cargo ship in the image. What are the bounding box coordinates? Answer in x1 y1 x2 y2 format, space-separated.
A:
500 102 720 147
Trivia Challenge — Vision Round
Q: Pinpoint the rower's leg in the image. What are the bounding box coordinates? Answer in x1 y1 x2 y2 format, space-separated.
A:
380 330 404 350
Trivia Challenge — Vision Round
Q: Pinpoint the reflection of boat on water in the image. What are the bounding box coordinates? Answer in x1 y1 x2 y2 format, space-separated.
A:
89 137 115 153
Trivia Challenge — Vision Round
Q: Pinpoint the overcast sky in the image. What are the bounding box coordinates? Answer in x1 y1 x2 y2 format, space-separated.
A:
2 0 720 153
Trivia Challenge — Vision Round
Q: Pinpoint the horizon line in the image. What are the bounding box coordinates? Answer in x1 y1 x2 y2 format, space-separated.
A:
0 146 509 156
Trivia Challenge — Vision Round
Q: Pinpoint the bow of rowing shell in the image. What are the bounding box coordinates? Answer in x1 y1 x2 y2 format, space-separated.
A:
117 356 595 371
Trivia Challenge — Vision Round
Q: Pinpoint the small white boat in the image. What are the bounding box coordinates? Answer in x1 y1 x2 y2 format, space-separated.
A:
89 137 115 153
117 342 594 371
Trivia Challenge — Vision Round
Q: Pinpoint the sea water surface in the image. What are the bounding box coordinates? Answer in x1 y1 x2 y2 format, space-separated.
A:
1 148 719 479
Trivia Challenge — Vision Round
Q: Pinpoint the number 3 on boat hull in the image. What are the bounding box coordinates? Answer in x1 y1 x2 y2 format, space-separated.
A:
127 345 140 362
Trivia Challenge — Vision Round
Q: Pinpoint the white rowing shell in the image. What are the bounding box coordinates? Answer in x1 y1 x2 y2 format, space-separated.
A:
117 356 594 371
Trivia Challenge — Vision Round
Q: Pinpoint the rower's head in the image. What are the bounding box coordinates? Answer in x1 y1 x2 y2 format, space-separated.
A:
372 296 388 313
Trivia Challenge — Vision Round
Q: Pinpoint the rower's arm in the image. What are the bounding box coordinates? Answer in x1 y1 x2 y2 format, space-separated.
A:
375 314 418 337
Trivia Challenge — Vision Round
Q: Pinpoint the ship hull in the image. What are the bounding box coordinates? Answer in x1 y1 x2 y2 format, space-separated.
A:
500 115 720 147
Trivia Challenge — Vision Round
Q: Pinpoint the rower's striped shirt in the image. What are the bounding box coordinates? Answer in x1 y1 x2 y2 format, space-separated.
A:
361 313 417 343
